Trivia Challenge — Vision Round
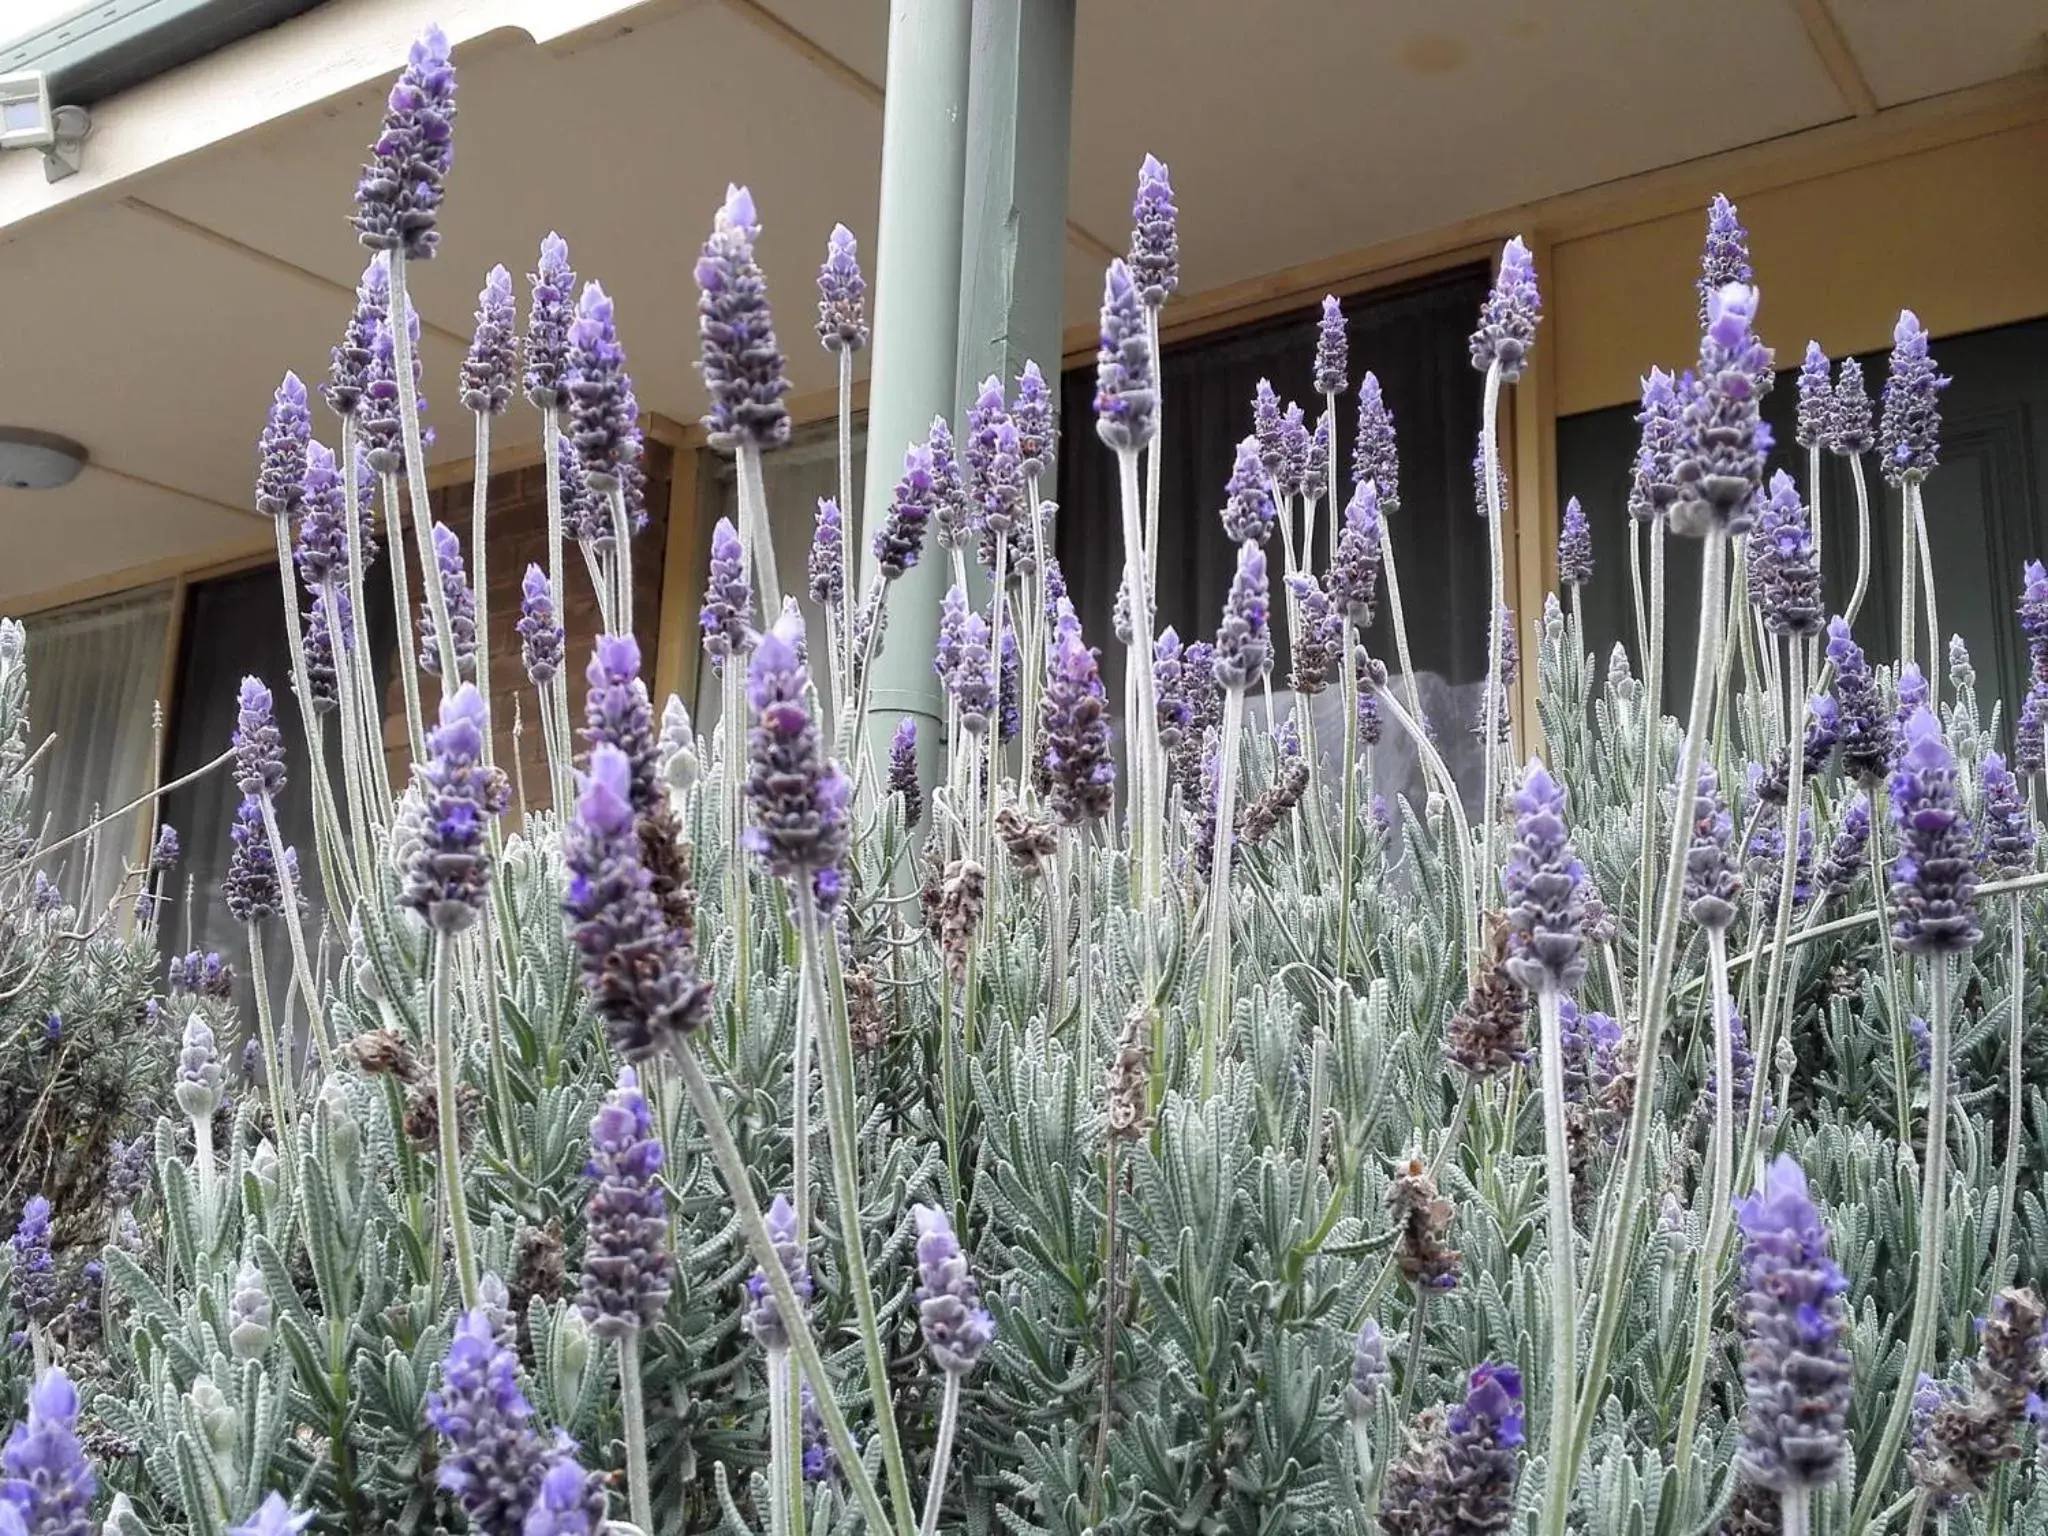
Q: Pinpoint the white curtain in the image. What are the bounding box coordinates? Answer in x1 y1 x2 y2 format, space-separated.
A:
23 587 173 915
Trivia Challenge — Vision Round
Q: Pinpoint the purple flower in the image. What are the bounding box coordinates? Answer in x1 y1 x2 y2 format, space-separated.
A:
1829 356 1874 456
1496 606 1520 693
229 1493 313 1536
302 594 340 714
1880 309 1949 487
695 184 790 450
1469 237 1541 381
1557 495 1593 587
460 264 517 415
232 677 286 797
965 381 1024 569
1672 283 1774 538
800 1383 837 1484
936 587 995 735
746 611 851 897
1304 415 1331 506
808 498 845 613
1629 366 1683 523
1013 360 1054 480
913 1205 995 1374
7 1198 54 1327
1382 1363 1522 1534
223 795 283 925
1827 617 1894 783
1154 627 1192 749
419 522 478 681
168 949 236 999
873 441 937 578
149 821 181 874
579 1067 672 1337
1818 793 1871 898
1286 573 1341 697
1754 470 1823 636
1795 341 1833 450
255 373 311 520
1685 761 1743 930
1501 760 1589 992
1344 1320 1389 1421
1558 998 1625 1112
292 440 348 588
815 223 868 353
2020 560 2048 650
889 718 923 830
400 684 503 932
2018 671 2048 777
1979 751 2034 877
1314 294 1348 397
1890 706 1981 954
1 1368 96 1534
1040 601 1116 827
1221 437 1275 545
928 416 970 552
426 1308 549 1533
359 304 424 476
517 565 564 686
997 622 1021 742
740 1193 812 1351
1274 403 1311 502
107 1137 152 1209
564 282 637 491
1349 376 1404 522
1212 543 1271 692
1093 259 1156 451
352 24 456 259
1126 153 1178 307
1734 1155 1852 1490
1698 194 1753 328
523 234 577 410
1708 1004 1761 1126
326 253 387 418
564 745 710 1057
1327 482 1383 628
521 1455 605 1536
700 518 755 669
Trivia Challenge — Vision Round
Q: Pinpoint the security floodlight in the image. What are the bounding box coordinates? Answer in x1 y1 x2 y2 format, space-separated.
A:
0 71 53 150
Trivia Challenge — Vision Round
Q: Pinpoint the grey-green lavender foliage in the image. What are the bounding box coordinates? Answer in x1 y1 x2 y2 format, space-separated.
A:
7 31 2048 1536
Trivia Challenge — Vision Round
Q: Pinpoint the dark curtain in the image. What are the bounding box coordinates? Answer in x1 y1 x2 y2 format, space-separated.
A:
159 563 398 1038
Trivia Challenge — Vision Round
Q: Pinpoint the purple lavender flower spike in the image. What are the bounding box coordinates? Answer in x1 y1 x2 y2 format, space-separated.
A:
1710 1004 1761 1126
564 282 637 491
150 821 180 874
1979 751 2033 877
581 633 661 811
1 1367 96 1533
1829 356 1874 457
1501 759 1589 992
695 184 791 450
1755 470 1823 637
889 718 923 830
800 1384 837 1484
1496 606 1520 692
1818 793 1871 898
1469 236 1541 381
1344 1320 1389 1420
419 522 478 681
294 441 348 588
1698 195 1753 328
1273 403 1311 502
1314 294 1348 398
256 373 312 520
426 1308 549 1531
1303 414 1331 507
1286 574 1341 696
1250 380 1284 480
2018 673 2048 777
1685 760 1742 930
359 306 424 476
1890 705 1981 954
1040 600 1116 827
928 416 970 551
1880 309 1949 487
1630 366 1684 523
913 1204 996 1374
564 744 710 1057
1154 627 1191 748
1827 617 1893 783
8 1196 54 1326
1127 153 1178 307
352 23 456 258
700 518 754 670
1352 371 1400 509
1013 361 1054 480
2018 560 2048 649
740 1193 812 1350
873 442 936 578
326 254 387 418
303 596 340 713
1382 1362 1522 1534
936 586 995 735
579 1067 673 1337
169 949 235 1000
996 623 1021 742
1327 482 1383 628
1094 259 1157 452
229 1493 313 1536
521 1455 606 1536
815 223 868 353
523 234 576 409
1212 543 1271 692
460 264 517 416
1672 283 1773 538
1221 437 1275 546
1796 342 1833 450
1895 663 1929 743
809 498 845 613
745 610 851 900
400 684 503 933
517 565 563 686
1734 1155 1852 1490
232 677 286 798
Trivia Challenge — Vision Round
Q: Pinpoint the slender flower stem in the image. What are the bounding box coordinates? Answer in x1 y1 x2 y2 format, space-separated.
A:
245 923 294 1150
1372 682 1478 984
381 473 428 763
1142 307 1164 591
1397 1290 1428 1418
188 1105 218 1256
1117 447 1162 915
470 413 495 766
431 932 479 1311
1020 468 1048 792
1534 985 1577 1536
1337 631 1359 984
341 423 387 823
1898 477 1919 679
32 750 232 866
1378 522 1429 760
1627 518 1648 687
1633 519 1668 1024
388 254 460 689
1575 529 1728 1463
1200 688 1247 1096
1807 443 1825 570
619 1330 655 1534
723 663 753 1050
736 441 785 616
1782 1487 1812 1536
918 1373 964 1536
1911 480 1940 691
257 793 331 1064
541 409 578 810
837 349 856 679
320 583 377 886
1994 890 2025 1278
1852 959 1954 1532
1846 455 1875 629
609 483 635 642
1670 927 1738 1519
1743 633 1808 1177
1868 785 1913 1144
1477 360 1507 934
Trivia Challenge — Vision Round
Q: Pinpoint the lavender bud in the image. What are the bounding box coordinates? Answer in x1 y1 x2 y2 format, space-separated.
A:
1686 761 1743 929
800 1383 837 1484
222 796 282 923
1630 365 1684 522
232 677 286 797
1040 601 1117 827
1879 309 1949 487
1303 415 1331 507
868 441 935 579
1093 259 1156 451
808 498 845 613
1889 706 1981 954
1707 1005 1761 1128
1012 360 1054 480
1829 356 1874 456
517 565 564 686
740 1194 812 1351
175 1014 224 1122
913 1205 996 1374
1734 1155 1852 1491
699 517 755 669
107 1137 151 1210
578 1068 672 1337
936 587 995 735
1754 470 1823 636
745 610 851 900
7 1197 55 1327
1344 1320 1388 1421
352 25 456 260
1286 574 1342 697
695 184 790 450
255 373 311 520
228 1259 272 1360
292 442 348 591
1827 618 1894 783
1672 283 1774 538
1557 495 1593 587
1979 751 2034 877
1818 793 1871 898
1126 153 1178 306
815 223 868 353
2018 673 2048 777
148 821 181 876
168 949 235 1000
1795 342 1833 449
1380 1363 1522 1536
1328 482 1383 628
302 595 340 714
1220 437 1275 546
523 234 576 409
1698 195 1753 328
0 1368 97 1533
1469 237 1541 381
928 417 970 551
888 718 923 831
358 305 423 476
1314 294 1348 397
1212 543 1271 692
564 282 637 491
399 684 503 933
1352 371 1400 509
457 264 517 415
426 1308 549 1532
326 254 387 418
419 522 478 680
1501 760 1589 992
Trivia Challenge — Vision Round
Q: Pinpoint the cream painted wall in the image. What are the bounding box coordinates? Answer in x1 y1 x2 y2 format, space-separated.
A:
1552 120 2048 417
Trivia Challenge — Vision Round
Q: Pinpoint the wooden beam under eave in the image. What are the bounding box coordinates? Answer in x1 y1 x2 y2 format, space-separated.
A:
1791 0 1880 119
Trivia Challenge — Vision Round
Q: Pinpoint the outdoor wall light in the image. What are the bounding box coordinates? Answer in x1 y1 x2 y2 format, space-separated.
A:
0 71 91 181
0 427 88 490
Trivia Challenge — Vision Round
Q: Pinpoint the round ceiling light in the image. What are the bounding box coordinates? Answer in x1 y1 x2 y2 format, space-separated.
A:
0 426 87 490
